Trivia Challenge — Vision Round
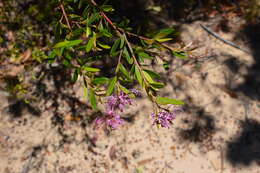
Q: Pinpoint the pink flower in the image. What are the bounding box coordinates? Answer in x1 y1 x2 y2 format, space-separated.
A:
95 92 132 129
151 107 182 128
130 88 141 96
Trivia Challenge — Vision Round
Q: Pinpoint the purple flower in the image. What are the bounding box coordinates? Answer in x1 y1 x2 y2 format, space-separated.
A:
94 111 124 129
118 91 132 111
106 112 124 129
151 107 182 128
106 92 132 112
95 92 132 129
106 95 118 111
130 88 141 96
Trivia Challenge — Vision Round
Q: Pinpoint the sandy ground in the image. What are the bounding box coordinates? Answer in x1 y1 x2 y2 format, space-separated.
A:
1 18 260 173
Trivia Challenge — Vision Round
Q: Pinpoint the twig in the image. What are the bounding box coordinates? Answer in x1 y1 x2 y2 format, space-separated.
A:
60 3 72 31
91 0 178 52
200 24 250 54
115 50 123 73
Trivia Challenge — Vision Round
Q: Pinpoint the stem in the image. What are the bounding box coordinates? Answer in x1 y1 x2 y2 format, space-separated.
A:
123 34 146 80
91 0 178 52
115 50 123 73
60 3 72 31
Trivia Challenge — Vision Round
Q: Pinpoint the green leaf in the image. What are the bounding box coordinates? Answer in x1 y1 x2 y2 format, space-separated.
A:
48 50 57 59
83 85 88 100
83 66 100 72
172 51 188 59
123 47 133 64
156 97 184 105
65 53 72 60
155 38 173 42
86 35 96 52
101 5 114 12
72 69 79 82
143 69 161 79
87 13 101 25
143 71 154 83
54 22 61 42
93 77 109 85
86 26 91 37
97 42 111 49
138 52 153 59
69 14 81 19
54 40 82 48
154 28 175 39
118 84 130 94
107 76 117 96
130 64 135 74
100 29 112 38
89 89 97 110
135 66 143 87
62 60 70 67
150 82 165 89
119 64 131 80
120 36 125 49
110 39 121 56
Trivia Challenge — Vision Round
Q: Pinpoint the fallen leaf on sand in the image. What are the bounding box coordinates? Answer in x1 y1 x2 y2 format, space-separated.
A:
137 157 154 166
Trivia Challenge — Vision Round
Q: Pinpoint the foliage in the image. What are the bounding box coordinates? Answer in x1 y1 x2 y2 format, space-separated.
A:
1 0 259 129
48 0 187 128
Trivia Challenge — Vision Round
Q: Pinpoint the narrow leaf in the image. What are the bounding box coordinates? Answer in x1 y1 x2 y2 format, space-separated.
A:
143 69 161 79
86 36 95 52
143 71 154 83
102 5 114 12
120 36 125 49
155 38 173 42
154 28 175 39
93 77 109 85
138 52 153 59
72 69 79 82
118 84 130 94
107 76 117 96
86 26 91 37
123 47 133 64
87 13 101 25
89 89 97 110
98 42 111 49
100 29 112 37
83 85 88 100
83 66 100 72
110 39 121 56
172 51 188 59
54 40 82 48
135 66 143 87
150 82 165 89
156 97 184 105
119 64 131 80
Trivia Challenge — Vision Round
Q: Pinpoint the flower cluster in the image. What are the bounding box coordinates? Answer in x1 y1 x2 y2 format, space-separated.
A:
95 91 134 129
151 107 182 128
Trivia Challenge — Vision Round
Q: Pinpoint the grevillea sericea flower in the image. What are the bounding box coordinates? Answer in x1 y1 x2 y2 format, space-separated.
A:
95 90 138 129
151 106 182 128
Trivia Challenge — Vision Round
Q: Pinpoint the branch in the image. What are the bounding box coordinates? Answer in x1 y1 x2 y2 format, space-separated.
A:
101 11 177 51
60 3 72 31
200 24 250 54
91 0 178 52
